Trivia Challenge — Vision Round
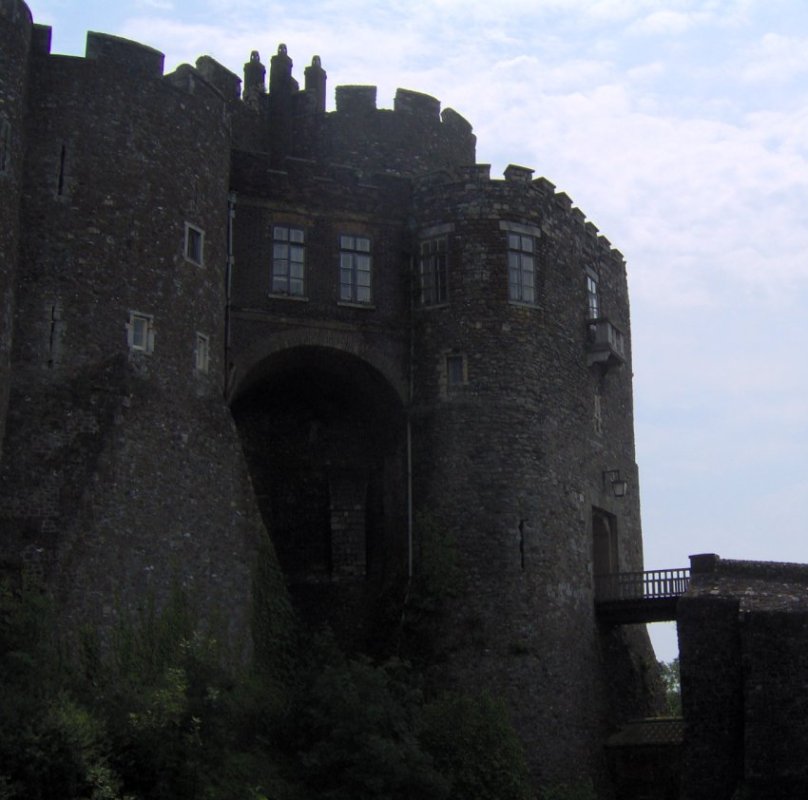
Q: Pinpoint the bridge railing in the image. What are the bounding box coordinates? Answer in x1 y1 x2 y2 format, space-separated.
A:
595 568 690 603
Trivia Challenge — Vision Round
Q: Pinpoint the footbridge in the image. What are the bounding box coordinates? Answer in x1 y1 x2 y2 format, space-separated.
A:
595 567 690 624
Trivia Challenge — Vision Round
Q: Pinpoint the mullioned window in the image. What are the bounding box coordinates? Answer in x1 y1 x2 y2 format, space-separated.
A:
419 237 448 306
586 268 600 319
271 226 305 296
507 232 536 304
339 235 372 304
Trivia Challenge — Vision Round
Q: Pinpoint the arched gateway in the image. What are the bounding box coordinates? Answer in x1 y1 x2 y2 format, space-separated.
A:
231 344 408 641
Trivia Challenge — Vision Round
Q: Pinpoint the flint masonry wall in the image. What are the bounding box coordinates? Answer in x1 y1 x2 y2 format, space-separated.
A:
225 133 658 788
679 555 808 800
408 165 654 787
0 0 32 457
0 29 265 645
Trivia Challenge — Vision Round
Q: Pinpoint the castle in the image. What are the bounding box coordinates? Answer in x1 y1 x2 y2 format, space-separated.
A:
0 0 662 792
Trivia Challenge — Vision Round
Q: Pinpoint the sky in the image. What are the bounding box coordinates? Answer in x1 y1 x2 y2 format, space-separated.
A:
24 0 808 661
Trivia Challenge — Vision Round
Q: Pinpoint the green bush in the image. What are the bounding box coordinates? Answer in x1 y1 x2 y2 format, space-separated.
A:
0 579 125 800
388 513 463 664
287 643 448 800
420 691 532 800
0 575 538 800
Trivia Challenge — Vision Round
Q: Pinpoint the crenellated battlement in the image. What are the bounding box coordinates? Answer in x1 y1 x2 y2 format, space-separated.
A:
85 31 164 77
335 84 377 113
12 22 476 178
24 23 243 113
233 44 475 173
326 83 473 138
411 162 625 264
196 55 242 101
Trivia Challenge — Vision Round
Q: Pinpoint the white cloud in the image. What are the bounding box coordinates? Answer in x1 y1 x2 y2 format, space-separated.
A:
135 0 174 10
629 9 702 35
626 60 667 83
741 32 808 83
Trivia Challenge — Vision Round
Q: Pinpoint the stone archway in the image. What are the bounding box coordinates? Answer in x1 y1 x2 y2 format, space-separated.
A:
230 345 408 643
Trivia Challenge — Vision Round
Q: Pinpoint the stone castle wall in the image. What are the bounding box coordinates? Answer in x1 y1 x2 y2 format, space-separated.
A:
0 4 658 793
407 165 650 783
0 22 263 644
0 0 33 458
679 555 808 800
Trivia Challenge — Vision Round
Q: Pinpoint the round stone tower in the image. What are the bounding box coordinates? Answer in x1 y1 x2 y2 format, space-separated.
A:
0 0 33 456
409 164 654 786
0 30 262 644
12 33 230 386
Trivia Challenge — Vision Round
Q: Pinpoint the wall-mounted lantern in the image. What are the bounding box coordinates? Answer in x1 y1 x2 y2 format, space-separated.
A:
603 469 627 498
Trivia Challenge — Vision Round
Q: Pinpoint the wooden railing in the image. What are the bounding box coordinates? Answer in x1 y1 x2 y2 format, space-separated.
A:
595 568 690 603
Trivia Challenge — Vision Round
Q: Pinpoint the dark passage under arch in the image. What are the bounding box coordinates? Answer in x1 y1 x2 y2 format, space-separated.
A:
231 346 408 605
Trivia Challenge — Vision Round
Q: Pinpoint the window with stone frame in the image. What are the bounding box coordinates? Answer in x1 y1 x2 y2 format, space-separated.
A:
127 311 154 354
184 223 204 266
0 117 10 175
446 353 466 387
339 234 372 304
507 232 536 304
586 268 600 320
195 332 210 373
419 236 448 306
271 225 305 296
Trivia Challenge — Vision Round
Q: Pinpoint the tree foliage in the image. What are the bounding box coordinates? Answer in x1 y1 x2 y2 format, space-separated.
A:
0 578 532 800
420 691 532 800
658 658 681 716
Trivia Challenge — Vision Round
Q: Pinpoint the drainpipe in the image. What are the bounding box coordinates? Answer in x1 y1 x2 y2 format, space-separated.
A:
225 192 236 397
407 250 415 578
407 419 413 577
394 248 416 656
